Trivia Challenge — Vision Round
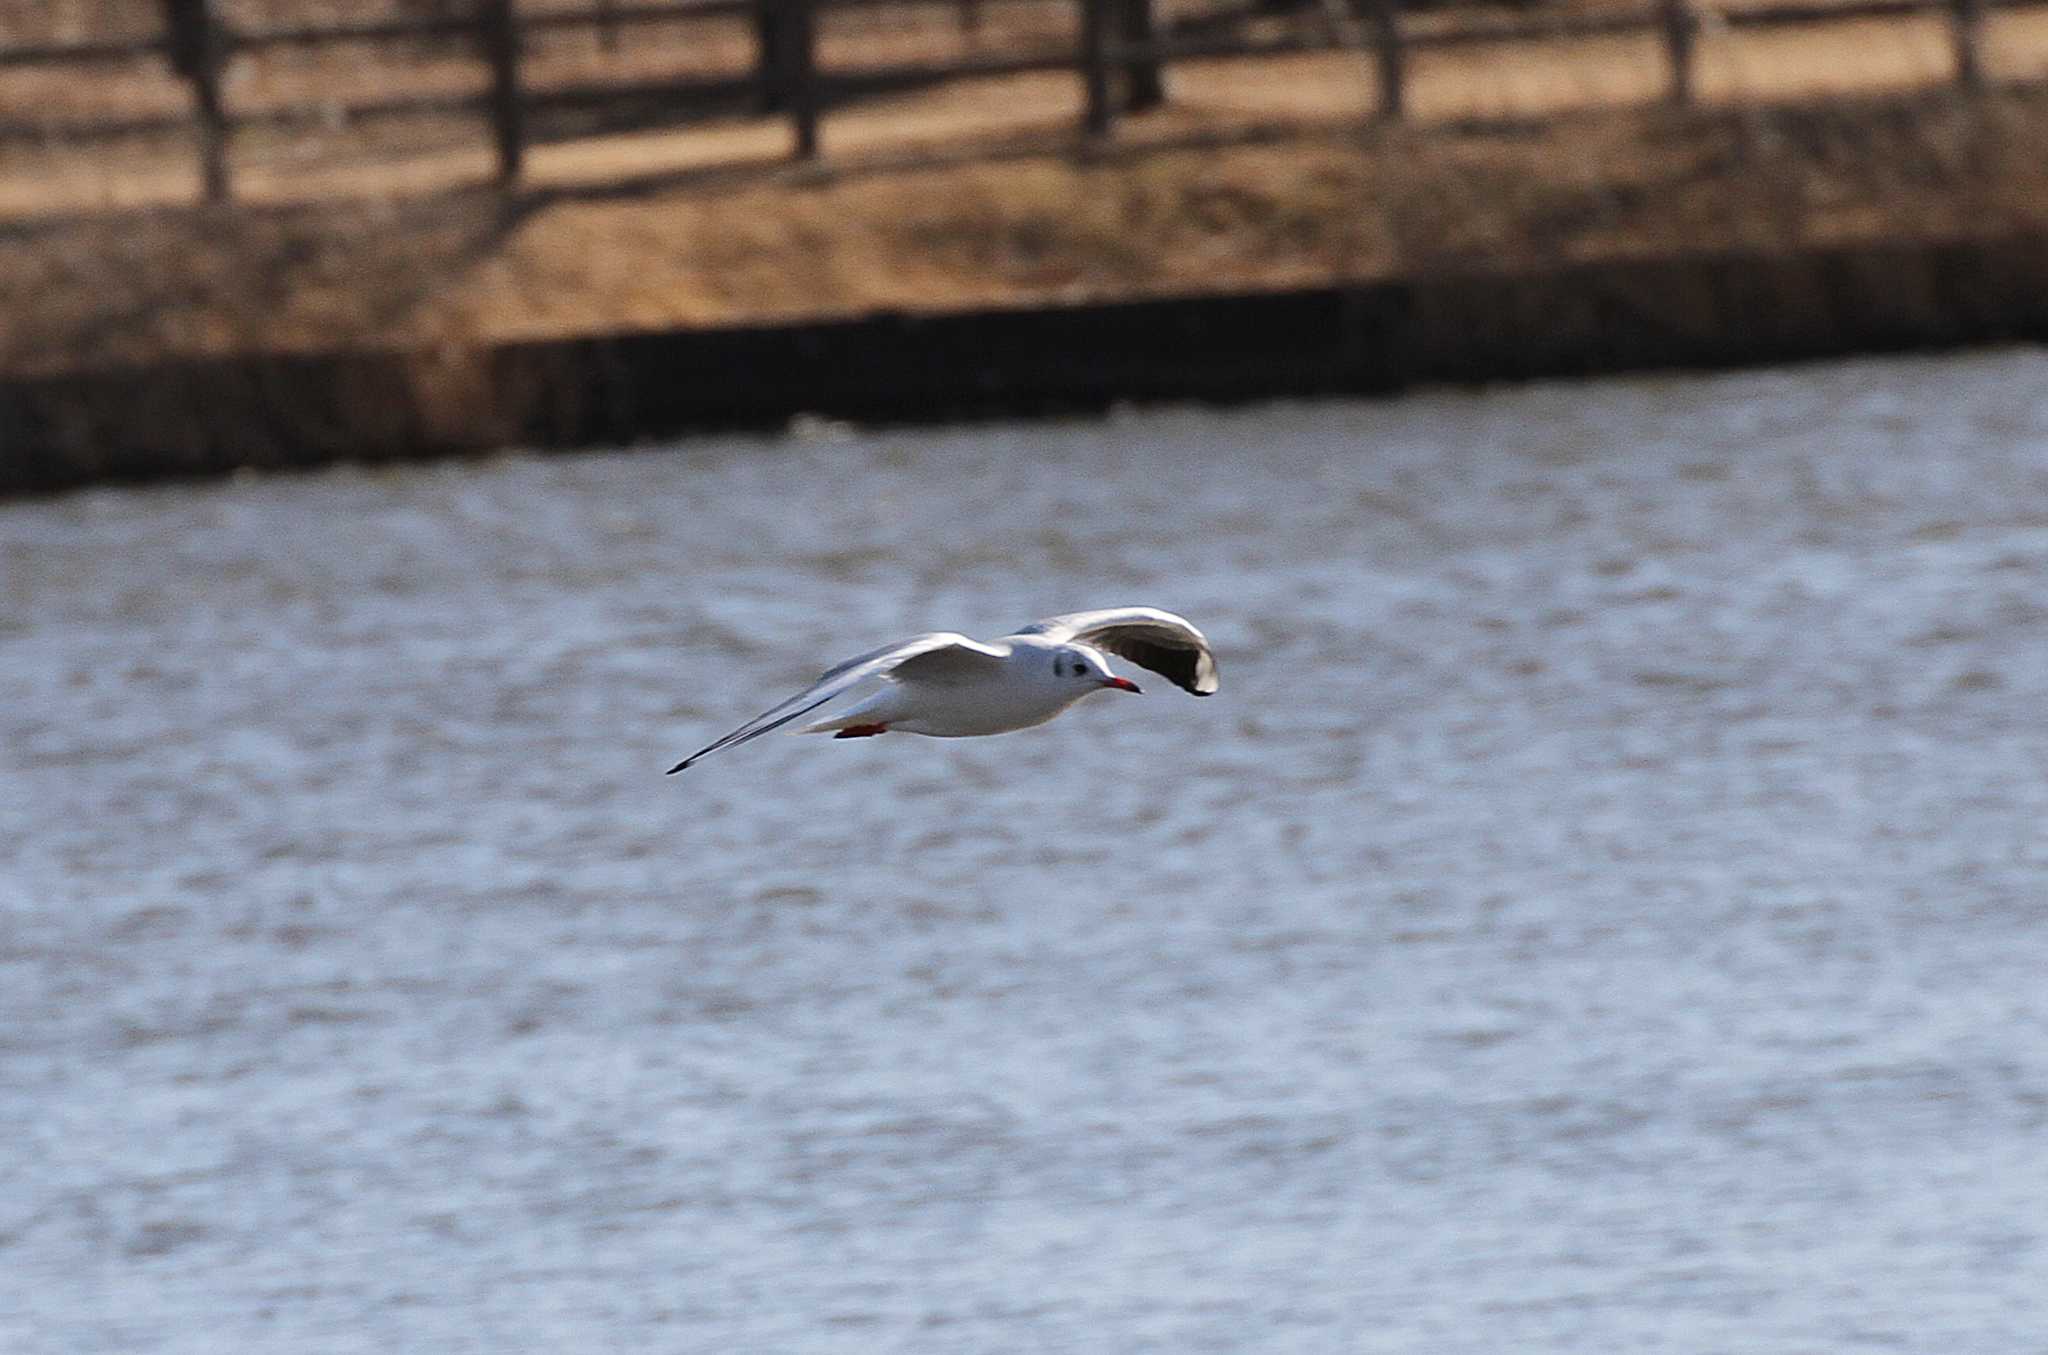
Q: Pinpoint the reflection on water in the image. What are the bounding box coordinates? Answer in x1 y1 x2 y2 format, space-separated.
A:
4 350 2048 1351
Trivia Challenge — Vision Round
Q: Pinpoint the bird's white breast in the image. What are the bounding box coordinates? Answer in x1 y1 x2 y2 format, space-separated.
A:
889 658 1081 737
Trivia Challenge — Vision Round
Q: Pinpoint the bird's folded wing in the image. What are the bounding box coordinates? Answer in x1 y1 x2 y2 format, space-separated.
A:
668 633 1005 772
1009 607 1220 696
884 640 1011 686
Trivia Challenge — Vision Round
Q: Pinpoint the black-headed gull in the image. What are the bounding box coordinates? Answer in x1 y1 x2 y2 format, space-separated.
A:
667 607 1218 773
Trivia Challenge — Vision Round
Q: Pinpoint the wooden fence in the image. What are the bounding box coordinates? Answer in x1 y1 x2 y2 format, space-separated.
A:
0 0 2034 204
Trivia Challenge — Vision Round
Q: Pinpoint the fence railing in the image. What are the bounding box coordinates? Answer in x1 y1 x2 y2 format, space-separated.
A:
0 0 2037 205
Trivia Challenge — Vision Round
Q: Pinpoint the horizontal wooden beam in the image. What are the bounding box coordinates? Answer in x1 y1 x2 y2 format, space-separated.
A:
0 36 166 67
6 0 2048 158
6 0 2046 70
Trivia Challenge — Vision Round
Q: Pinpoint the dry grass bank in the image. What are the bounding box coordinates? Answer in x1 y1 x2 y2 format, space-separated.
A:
7 78 2048 379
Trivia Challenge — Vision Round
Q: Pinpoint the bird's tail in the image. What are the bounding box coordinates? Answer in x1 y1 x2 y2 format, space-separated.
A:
796 710 869 735
797 691 896 735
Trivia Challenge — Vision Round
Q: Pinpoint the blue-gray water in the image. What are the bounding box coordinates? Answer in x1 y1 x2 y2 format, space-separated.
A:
5 350 2048 1352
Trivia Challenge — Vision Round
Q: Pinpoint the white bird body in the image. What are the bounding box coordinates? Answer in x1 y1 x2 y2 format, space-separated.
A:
801 635 1108 738
668 608 1218 773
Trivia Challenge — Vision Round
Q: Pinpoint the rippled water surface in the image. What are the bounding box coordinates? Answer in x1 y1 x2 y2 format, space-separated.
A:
6 350 2048 1352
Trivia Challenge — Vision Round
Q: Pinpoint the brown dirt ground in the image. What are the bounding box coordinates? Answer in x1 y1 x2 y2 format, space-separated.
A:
5 11 2048 377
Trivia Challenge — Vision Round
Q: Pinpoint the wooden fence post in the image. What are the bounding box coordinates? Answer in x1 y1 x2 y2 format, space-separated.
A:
754 0 781 112
1117 0 1165 112
478 0 524 185
1660 0 1696 105
160 0 231 203
1367 0 1403 121
792 0 819 159
1951 0 1984 91
764 0 819 157
1080 0 1114 136
757 0 817 146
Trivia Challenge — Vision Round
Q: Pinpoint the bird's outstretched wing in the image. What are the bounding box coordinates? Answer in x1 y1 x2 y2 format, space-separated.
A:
666 633 1008 772
1008 607 1220 696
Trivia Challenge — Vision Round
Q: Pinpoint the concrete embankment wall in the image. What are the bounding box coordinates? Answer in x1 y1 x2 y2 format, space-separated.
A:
4 232 2045 495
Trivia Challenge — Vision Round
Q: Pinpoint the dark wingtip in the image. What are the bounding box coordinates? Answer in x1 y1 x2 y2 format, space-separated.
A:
665 760 691 774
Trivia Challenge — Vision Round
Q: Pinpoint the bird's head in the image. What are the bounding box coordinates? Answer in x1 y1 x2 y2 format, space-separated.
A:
1054 644 1141 695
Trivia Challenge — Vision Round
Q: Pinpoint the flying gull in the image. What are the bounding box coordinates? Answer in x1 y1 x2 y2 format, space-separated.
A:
667 606 1218 773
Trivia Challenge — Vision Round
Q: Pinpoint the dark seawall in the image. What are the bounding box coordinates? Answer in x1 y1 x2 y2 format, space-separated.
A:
5 231 2046 495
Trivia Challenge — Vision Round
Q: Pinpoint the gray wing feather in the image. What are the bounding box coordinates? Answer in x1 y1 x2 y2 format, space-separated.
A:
1010 607 1220 696
667 632 1005 772
887 642 1010 686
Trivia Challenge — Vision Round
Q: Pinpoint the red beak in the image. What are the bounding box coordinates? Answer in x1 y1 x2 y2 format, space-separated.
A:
1102 677 1142 693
